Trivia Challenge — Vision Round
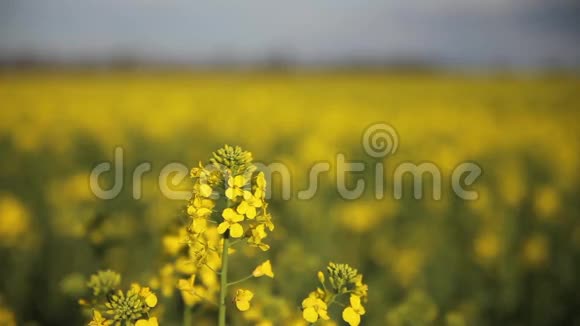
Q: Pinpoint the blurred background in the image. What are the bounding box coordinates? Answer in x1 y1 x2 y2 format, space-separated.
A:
0 0 579 325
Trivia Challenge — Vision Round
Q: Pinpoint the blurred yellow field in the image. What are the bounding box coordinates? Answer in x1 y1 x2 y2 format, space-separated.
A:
0 72 579 325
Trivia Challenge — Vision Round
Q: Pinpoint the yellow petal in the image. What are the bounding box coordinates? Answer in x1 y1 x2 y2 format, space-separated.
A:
302 297 317 308
135 318 158 326
225 187 235 199
222 208 240 221
199 184 212 197
177 279 192 291
234 175 246 187
217 222 230 234
229 223 244 238
252 197 263 207
342 307 361 326
258 243 270 251
253 260 274 278
192 218 207 233
135 320 149 326
231 211 244 222
236 289 254 301
237 201 249 214
246 206 257 219
145 293 158 307
131 283 141 293
196 207 212 216
302 307 319 323
318 307 330 320
350 294 361 309
236 300 250 311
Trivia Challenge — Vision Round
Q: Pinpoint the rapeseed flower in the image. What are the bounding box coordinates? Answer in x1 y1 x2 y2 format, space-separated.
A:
253 260 274 278
235 289 254 311
217 208 245 238
342 295 366 326
88 310 111 326
135 317 159 326
301 294 330 323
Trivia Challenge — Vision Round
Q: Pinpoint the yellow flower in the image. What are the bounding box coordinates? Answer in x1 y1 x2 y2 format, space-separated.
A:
217 208 244 238
252 260 274 278
141 289 158 308
342 295 366 326
187 199 213 218
234 289 254 311
88 310 111 326
177 275 204 307
301 295 329 323
225 175 247 200
257 211 274 232
162 234 184 256
247 224 270 251
130 284 159 308
191 217 208 234
198 183 213 198
135 317 159 326
237 191 263 219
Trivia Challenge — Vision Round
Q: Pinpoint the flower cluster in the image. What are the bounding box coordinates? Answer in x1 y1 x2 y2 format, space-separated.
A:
87 270 121 296
161 145 276 325
301 262 368 326
80 270 158 326
187 145 273 247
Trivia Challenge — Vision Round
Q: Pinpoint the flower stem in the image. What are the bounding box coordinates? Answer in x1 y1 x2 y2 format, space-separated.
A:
183 306 192 326
204 263 221 275
226 274 254 287
218 235 230 326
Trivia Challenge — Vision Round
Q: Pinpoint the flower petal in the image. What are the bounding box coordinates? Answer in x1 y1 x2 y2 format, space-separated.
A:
199 184 212 197
342 307 361 326
145 293 158 307
236 300 250 311
217 222 230 234
237 201 249 215
229 223 244 238
302 307 319 323
246 206 257 219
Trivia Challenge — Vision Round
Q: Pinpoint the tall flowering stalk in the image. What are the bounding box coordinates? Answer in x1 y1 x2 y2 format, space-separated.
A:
185 145 274 326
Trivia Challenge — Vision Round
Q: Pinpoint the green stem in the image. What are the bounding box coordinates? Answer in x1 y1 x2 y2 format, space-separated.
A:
218 235 230 326
226 274 254 287
204 263 221 275
229 238 243 247
183 306 192 326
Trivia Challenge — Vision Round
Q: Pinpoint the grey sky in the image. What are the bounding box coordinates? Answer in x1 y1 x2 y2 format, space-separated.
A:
1 0 579 67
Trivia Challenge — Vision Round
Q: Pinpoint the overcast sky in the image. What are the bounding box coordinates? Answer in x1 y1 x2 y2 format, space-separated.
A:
1 0 579 68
